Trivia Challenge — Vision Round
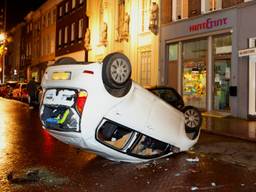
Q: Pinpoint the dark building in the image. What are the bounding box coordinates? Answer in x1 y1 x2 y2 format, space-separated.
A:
0 0 6 32
20 13 34 81
56 0 88 61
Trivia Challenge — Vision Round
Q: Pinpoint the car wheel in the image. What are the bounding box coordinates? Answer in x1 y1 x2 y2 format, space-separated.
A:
102 52 132 89
182 106 202 137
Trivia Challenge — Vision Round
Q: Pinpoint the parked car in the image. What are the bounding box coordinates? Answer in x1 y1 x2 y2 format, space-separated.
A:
39 53 201 163
0 83 6 97
148 87 202 133
12 82 28 101
4 81 18 98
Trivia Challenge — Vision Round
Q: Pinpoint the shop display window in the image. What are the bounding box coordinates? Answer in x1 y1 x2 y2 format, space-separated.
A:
182 38 207 109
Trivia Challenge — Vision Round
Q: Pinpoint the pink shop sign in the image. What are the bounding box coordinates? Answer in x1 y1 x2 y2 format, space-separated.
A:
189 17 228 32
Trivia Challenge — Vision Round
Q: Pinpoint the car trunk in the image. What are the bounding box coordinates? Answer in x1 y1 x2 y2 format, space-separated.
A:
40 88 86 132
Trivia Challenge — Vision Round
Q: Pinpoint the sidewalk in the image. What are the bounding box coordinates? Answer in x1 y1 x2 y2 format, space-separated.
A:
201 115 256 142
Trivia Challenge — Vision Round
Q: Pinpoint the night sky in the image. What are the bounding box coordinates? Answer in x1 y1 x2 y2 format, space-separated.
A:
6 0 46 30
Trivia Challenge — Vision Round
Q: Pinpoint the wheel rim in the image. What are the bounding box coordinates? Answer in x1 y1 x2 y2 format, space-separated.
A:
110 58 130 84
184 109 200 128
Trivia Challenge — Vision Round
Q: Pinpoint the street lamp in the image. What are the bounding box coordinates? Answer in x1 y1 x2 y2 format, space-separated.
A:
0 33 6 42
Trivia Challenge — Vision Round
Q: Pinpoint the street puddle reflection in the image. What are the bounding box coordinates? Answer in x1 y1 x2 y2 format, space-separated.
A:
0 101 10 154
248 122 256 139
42 129 54 156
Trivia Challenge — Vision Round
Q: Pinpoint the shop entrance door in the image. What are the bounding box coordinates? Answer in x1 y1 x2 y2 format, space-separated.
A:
213 59 231 111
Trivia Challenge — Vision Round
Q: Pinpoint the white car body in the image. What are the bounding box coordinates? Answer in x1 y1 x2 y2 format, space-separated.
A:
40 58 200 163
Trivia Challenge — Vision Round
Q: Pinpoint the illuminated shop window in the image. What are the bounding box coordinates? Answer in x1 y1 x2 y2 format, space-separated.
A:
140 51 152 86
201 0 222 13
182 38 207 109
172 0 188 21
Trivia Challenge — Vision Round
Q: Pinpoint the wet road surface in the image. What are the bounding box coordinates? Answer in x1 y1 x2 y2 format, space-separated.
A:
0 98 256 192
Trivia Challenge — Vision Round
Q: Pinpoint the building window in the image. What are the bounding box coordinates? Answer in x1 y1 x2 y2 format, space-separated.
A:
99 0 104 42
27 25 30 33
45 15 48 27
140 51 152 86
50 34 55 53
72 0 76 9
172 0 188 21
222 0 243 8
141 0 151 32
59 6 63 17
47 34 51 54
58 29 62 46
48 12 51 26
117 0 125 33
71 22 75 42
53 8 56 23
201 0 222 13
64 26 69 44
41 16 45 28
78 18 83 39
213 33 232 111
65 2 69 13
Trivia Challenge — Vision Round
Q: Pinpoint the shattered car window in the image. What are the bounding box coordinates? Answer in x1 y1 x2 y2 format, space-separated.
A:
130 135 169 157
98 121 133 150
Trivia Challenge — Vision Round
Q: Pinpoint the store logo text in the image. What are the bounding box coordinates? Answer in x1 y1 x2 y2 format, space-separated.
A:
189 17 228 32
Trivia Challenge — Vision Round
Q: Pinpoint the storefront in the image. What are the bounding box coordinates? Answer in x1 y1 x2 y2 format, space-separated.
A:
160 2 256 119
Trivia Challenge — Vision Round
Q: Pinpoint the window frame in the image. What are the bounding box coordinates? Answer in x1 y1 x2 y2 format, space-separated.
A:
59 6 63 17
140 50 152 86
71 22 76 42
58 29 62 47
172 0 189 21
64 26 69 44
72 0 76 9
201 0 222 13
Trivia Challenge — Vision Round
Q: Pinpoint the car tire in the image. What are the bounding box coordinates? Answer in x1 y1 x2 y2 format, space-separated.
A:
102 52 132 89
182 106 202 138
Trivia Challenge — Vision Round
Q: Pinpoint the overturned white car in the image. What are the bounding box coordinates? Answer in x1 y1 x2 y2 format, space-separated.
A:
39 52 201 163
